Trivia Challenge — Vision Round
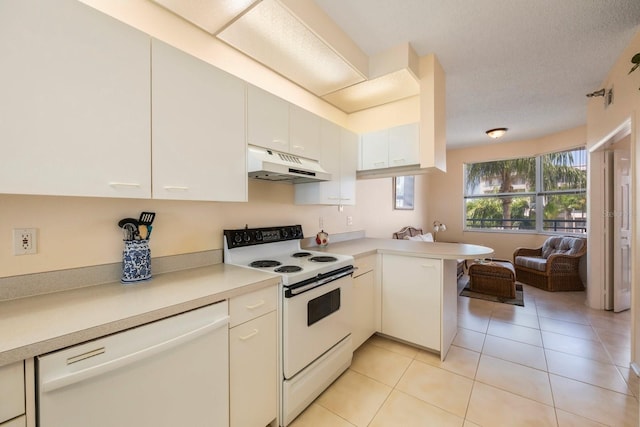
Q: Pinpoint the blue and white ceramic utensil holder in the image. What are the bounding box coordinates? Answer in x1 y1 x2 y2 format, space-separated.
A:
121 240 151 284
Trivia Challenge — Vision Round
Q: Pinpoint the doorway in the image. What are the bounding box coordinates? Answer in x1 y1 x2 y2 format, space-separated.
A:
605 138 632 312
589 121 633 312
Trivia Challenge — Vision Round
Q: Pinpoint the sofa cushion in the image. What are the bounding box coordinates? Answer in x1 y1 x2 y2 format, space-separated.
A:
405 233 434 242
515 256 547 272
541 236 584 258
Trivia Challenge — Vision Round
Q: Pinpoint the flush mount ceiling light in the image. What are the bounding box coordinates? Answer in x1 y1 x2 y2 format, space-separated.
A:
486 128 508 139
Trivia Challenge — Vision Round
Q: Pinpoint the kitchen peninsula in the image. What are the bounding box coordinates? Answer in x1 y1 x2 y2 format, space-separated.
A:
310 237 493 360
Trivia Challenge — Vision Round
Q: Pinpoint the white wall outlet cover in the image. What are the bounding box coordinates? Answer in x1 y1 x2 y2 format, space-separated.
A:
13 228 37 255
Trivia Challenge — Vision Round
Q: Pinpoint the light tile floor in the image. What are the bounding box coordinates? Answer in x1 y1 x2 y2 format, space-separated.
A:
290 278 639 426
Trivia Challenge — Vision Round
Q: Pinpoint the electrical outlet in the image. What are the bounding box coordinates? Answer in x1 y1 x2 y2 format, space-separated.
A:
347 216 353 226
13 228 37 255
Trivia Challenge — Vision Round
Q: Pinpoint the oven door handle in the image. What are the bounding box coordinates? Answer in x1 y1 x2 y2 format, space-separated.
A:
285 266 354 298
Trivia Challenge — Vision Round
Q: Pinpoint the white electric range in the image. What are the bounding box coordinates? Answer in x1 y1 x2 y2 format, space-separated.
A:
223 225 354 426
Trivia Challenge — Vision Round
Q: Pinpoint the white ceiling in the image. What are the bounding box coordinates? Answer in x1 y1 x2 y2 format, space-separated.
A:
153 0 640 149
313 0 640 148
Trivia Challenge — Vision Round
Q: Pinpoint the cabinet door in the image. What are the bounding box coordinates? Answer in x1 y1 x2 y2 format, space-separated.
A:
381 255 441 350
352 271 376 350
229 311 277 427
0 0 151 198
0 361 24 424
388 123 420 167
152 40 247 201
290 104 321 160
360 129 389 170
294 119 341 205
1 416 26 427
340 128 358 205
247 85 289 152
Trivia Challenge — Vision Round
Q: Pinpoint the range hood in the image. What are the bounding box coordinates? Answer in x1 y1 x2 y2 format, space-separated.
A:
247 145 331 184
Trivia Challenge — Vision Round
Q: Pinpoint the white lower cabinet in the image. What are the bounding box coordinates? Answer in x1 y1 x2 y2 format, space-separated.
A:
1 416 25 427
0 361 24 425
229 286 278 427
352 255 377 350
381 254 441 350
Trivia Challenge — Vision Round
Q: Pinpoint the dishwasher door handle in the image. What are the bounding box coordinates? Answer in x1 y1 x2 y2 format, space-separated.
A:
41 315 229 393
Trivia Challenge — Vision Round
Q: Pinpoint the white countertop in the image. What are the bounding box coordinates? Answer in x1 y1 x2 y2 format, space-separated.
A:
309 237 494 260
1 237 492 367
0 264 279 367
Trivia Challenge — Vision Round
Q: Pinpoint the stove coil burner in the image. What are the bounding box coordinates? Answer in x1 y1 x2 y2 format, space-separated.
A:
309 256 338 263
250 260 282 268
275 265 303 273
292 252 312 258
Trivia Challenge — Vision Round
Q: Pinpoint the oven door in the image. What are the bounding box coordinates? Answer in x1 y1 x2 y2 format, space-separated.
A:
282 269 353 379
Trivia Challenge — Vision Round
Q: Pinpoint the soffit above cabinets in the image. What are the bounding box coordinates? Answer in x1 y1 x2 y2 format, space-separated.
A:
149 0 420 113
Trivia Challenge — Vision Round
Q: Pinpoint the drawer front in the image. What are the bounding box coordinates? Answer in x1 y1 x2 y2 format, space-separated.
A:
354 254 376 277
2 415 26 427
230 285 278 327
0 361 25 424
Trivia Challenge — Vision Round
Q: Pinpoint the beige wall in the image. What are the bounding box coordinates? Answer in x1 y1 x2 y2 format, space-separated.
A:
428 126 587 260
1 176 428 277
584 30 640 360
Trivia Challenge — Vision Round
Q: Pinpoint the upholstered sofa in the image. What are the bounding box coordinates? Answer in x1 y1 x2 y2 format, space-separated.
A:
513 236 587 291
392 226 463 278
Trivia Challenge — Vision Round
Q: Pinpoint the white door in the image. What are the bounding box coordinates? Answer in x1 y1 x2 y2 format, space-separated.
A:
614 148 631 312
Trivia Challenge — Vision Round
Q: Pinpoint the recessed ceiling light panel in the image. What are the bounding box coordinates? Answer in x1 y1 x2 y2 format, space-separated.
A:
151 0 257 34
217 0 366 95
322 69 419 113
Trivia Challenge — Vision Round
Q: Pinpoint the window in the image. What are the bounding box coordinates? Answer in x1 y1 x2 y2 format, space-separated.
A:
394 176 415 210
464 148 586 234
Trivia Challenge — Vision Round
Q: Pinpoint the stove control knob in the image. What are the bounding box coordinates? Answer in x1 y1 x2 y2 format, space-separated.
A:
282 228 289 238
255 231 263 241
243 232 251 242
234 233 242 244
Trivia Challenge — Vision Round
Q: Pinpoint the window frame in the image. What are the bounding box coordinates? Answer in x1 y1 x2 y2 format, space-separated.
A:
463 147 587 235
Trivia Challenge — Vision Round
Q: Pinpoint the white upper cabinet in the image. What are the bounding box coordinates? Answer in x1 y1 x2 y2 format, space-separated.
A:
289 104 321 160
340 128 358 205
247 85 289 152
360 129 389 170
152 40 247 202
0 0 151 198
359 123 420 171
294 119 357 206
388 123 420 168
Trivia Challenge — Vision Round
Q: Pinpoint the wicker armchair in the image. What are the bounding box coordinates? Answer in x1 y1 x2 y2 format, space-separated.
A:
513 236 586 291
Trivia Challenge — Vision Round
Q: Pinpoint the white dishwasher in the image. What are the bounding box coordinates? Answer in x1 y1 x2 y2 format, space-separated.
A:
37 302 229 427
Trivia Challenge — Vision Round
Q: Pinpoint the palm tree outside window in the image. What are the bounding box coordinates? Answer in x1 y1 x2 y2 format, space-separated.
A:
464 148 587 234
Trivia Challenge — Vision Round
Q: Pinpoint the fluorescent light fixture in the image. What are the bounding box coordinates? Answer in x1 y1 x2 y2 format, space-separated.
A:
217 0 366 96
486 127 508 139
151 0 257 34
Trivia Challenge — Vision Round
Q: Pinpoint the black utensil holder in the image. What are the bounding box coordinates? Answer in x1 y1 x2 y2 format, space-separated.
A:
121 240 151 284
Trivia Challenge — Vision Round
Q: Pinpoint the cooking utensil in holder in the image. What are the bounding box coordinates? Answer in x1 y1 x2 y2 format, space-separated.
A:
121 239 151 284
